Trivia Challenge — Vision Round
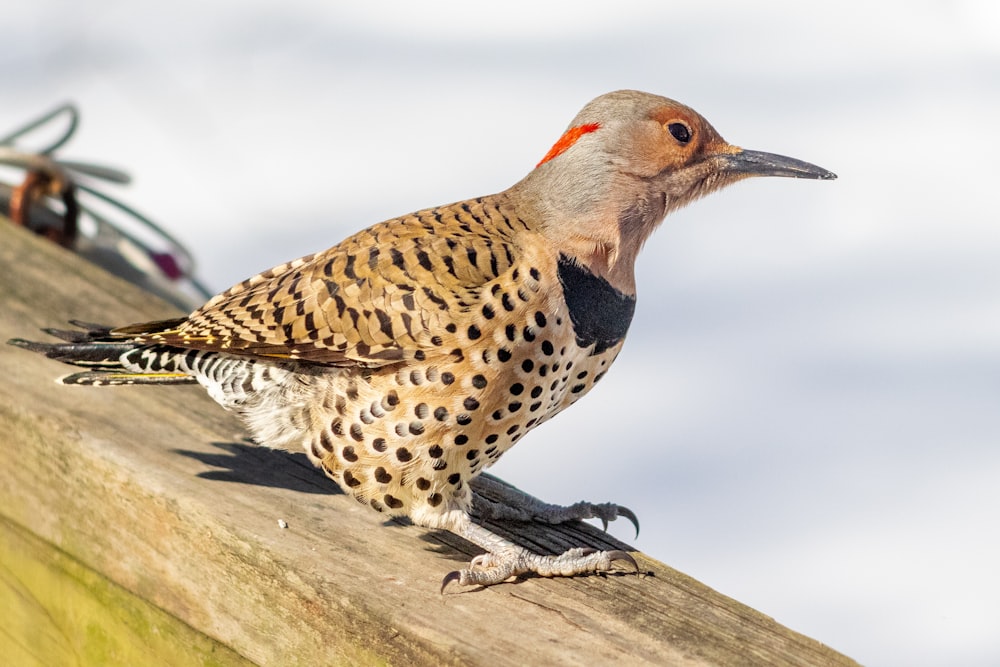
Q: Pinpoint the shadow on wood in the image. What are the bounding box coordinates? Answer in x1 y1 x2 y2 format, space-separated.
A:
0 219 859 666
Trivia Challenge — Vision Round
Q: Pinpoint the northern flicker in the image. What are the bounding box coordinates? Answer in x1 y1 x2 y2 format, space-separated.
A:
9 90 836 589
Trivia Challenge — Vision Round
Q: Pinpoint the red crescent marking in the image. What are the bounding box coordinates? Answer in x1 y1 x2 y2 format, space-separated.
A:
536 123 601 167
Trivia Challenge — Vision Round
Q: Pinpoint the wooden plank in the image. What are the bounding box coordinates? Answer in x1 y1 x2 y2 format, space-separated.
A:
0 219 859 666
0 514 254 666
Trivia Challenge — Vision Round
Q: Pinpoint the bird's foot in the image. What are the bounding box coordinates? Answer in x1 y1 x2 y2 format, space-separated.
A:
536 501 639 535
441 547 637 591
476 497 639 535
473 474 639 536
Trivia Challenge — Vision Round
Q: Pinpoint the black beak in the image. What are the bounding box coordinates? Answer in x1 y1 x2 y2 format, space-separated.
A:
722 149 837 180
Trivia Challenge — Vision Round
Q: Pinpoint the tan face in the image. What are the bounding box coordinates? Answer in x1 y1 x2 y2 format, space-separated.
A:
610 104 736 178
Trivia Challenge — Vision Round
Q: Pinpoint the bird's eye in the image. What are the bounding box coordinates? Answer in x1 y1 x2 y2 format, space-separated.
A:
667 122 691 144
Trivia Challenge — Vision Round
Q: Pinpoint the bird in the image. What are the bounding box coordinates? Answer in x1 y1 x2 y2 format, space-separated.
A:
9 90 836 590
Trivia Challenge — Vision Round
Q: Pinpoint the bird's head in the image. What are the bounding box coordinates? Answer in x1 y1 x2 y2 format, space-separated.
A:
515 90 836 291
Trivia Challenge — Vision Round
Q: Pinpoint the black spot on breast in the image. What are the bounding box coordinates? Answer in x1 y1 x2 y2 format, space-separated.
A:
319 430 335 453
556 253 636 354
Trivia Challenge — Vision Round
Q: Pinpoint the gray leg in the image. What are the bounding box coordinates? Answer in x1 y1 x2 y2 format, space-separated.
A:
471 473 639 536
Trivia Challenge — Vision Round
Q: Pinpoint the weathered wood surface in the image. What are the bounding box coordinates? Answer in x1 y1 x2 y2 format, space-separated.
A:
0 219 859 666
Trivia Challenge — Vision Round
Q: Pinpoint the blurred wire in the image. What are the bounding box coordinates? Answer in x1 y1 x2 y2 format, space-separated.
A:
0 103 211 310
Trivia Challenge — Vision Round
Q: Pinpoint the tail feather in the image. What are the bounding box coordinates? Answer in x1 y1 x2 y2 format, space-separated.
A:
43 326 108 343
111 317 188 337
9 336 137 368
8 320 198 386
60 370 195 386
67 320 118 336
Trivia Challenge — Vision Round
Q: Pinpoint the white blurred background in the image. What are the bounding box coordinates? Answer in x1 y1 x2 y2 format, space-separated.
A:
5 2 999 664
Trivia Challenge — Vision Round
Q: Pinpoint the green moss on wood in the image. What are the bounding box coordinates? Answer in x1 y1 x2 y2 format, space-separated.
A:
0 514 253 667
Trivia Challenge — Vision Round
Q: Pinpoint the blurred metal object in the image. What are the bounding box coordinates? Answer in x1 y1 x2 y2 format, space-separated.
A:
0 104 212 310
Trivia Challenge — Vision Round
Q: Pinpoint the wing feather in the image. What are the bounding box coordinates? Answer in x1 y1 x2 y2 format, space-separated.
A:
123 199 522 367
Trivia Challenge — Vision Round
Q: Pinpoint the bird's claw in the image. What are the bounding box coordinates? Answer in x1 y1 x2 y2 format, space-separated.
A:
607 549 639 573
440 569 463 594
617 505 640 538
590 503 640 538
